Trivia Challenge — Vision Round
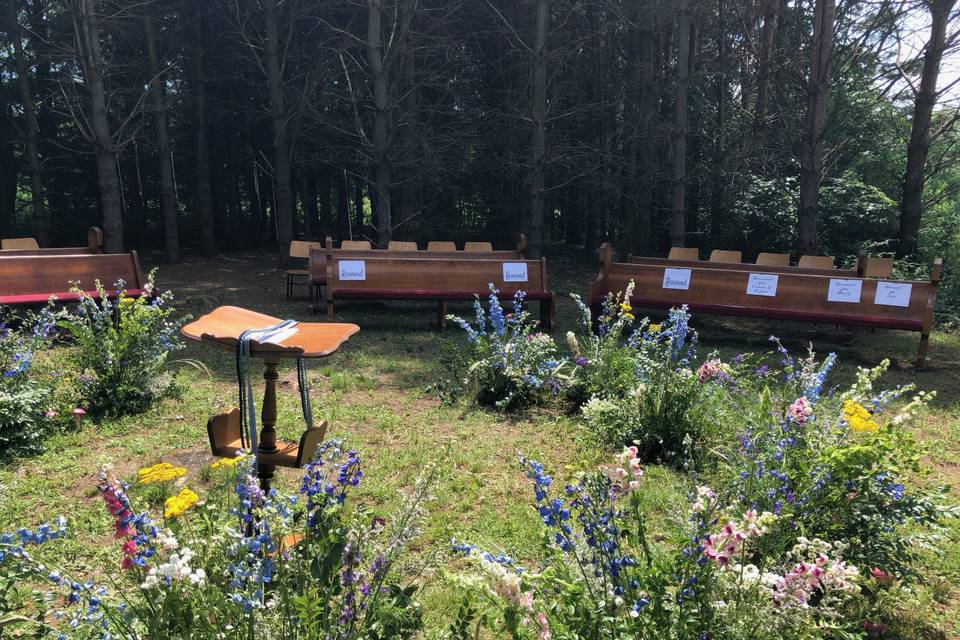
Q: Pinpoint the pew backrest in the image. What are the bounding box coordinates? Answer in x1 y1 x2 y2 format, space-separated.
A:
591 253 939 333
0 227 103 256
0 252 147 306
629 254 855 277
324 254 550 299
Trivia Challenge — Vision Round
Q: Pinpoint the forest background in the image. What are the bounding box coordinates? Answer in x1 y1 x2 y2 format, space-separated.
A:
1 0 959 315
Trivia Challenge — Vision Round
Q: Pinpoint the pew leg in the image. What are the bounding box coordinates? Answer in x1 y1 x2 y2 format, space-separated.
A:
437 301 448 331
326 299 334 321
540 298 554 333
916 333 930 370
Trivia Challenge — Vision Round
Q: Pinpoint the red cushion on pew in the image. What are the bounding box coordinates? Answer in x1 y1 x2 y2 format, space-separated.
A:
331 288 551 301
0 289 146 306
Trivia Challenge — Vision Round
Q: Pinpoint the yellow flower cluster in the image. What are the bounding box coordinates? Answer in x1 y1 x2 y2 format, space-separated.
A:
619 302 635 321
164 488 200 519
843 399 879 432
138 462 187 485
210 455 244 470
648 324 662 334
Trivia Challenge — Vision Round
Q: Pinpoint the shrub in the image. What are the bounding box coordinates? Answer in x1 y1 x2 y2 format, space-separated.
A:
0 307 65 458
716 341 955 578
567 290 715 467
57 271 185 417
0 442 435 639
449 450 868 640
447 285 564 411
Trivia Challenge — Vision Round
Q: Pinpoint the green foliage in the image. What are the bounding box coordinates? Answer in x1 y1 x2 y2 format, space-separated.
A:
0 442 434 639
714 347 956 578
0 307 63 458
568 287 714 468
446 287 564 411
56 271 186 417
452 454 869 640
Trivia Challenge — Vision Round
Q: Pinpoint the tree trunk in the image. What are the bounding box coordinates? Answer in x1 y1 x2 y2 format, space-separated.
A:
0 83 16 238
318 169 332 234
366 0 393 248
353 180 365 231
189 0 217 256
710 0 726 247
74 0 124 252
528 0 549 259
8 0 48 244
301 167 316 238
749 0 779 161
634 0 656 254
898 0 957 258
144 12 180 264
671 2 690 248
263 0 294 251
797 0 835 256
336 171 350 239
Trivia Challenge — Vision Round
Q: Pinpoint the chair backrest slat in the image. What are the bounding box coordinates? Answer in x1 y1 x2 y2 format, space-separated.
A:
797 255 835 269
668 247 699 261
289 240 322 259
388 240 418 251
427 241 457 251
2 237 40 250
464 241 493 252
341 240 372 250
864 257 894 278
755 252 790 266
709 249 742 263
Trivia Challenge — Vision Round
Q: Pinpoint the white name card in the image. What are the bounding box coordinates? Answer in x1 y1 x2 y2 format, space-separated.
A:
746 273 779 297
827 279 862 303
662 268 692 290
874 281 912 307
502 262 528 282
338 260 366 281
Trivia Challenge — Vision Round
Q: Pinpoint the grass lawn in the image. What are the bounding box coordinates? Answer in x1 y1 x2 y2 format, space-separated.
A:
3 251 959 637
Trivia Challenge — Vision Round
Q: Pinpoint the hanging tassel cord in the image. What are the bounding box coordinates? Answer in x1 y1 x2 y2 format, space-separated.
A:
236 320 314 472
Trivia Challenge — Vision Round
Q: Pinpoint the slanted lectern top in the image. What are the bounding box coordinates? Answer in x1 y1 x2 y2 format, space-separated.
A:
182 305 359 359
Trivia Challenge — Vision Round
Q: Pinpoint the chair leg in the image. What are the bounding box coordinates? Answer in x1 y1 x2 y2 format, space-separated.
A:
540 298 553 332
437 300 448 331
326 299 334 321
916 333 930 370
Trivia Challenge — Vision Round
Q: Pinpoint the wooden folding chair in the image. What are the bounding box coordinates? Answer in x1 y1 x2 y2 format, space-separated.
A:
668 247 700 261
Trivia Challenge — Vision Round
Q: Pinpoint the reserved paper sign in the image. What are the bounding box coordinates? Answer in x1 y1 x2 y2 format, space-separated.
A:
874 281 912 307
502 262 529 282
827 279 862 303
338 260 366 281
746 273 779 297
662 268 692 290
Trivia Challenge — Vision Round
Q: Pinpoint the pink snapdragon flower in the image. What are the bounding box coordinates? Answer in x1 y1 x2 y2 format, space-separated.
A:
697 359 730 383
704 509 774 568
601 446 644 494
787 396 813 424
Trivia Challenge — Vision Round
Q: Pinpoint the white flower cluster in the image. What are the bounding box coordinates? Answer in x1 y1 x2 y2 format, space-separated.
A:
140 531 206 590
747 538 860 610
